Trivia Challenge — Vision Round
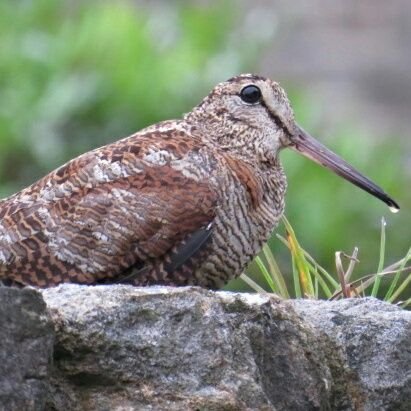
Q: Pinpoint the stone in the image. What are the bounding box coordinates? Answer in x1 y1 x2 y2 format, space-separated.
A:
3 284 409 410
0 287 54 411
41 285 332 410
292 298 411 411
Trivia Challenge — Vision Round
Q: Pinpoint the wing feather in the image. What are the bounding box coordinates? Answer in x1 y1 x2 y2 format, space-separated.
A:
0 126 217 286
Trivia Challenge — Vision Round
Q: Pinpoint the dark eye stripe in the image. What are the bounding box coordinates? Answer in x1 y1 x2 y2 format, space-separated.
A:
259 99 292 136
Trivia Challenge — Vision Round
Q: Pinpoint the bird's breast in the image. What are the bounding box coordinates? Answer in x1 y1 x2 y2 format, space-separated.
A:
174 150 287 288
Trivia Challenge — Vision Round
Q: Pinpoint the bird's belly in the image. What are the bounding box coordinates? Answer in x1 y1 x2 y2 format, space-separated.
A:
194 190 284 288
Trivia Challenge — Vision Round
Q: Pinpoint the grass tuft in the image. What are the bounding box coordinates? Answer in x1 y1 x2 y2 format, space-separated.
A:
242 216 411 308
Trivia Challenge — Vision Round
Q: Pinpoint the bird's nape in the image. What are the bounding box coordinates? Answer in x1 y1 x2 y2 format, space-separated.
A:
288 124 400 211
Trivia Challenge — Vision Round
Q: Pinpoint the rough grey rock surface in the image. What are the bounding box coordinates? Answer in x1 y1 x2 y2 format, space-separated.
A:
292 298 411 411
2 285 410 410
0 287 54 411
42 285 332 411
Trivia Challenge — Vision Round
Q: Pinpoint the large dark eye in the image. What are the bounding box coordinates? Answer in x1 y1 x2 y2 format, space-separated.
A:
240 85 261 104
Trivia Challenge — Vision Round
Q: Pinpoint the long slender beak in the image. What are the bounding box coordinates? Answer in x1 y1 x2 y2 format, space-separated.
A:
289 124 400 211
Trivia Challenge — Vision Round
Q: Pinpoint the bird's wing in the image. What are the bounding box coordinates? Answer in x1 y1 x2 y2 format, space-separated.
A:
0 125 217 286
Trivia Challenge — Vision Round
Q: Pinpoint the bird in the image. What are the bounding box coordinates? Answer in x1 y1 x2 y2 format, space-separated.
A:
0 74 399 288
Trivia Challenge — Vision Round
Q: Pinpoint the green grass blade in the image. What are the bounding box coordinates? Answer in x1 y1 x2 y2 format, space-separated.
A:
371 217 386 297
385 247 411 301
254 255 278 293
387 270 411 303
277 233 339 290
262 244 290 298
291 256 302 298
399 298 411 309
307 263 333 298
240 273 268 294
314 267 319 299
282 216 315 298
303 251 340 289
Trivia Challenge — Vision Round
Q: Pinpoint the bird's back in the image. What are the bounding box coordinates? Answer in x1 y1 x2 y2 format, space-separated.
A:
0 119 286 288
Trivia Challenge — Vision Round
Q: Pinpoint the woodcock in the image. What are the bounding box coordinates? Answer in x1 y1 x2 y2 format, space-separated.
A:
0 74 399 288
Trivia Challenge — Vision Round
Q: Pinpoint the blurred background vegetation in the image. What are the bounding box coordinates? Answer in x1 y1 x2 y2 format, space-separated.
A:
0 0 409 297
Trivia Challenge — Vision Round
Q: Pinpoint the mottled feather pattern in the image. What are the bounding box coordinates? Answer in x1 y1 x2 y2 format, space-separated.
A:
0 74 291 288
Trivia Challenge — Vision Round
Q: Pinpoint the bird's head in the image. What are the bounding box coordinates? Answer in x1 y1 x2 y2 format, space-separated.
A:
187 73 399 211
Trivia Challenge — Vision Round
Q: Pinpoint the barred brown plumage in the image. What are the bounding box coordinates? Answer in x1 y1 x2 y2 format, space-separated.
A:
0 74 399 288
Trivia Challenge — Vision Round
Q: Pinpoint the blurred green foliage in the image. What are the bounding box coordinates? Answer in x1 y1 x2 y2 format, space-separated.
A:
0 0 409 292
0 0 254 194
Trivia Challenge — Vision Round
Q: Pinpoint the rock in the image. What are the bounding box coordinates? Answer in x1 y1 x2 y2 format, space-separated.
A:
292 298 411 411
0 287 54 411
41 285 332 411
2 285 407 410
